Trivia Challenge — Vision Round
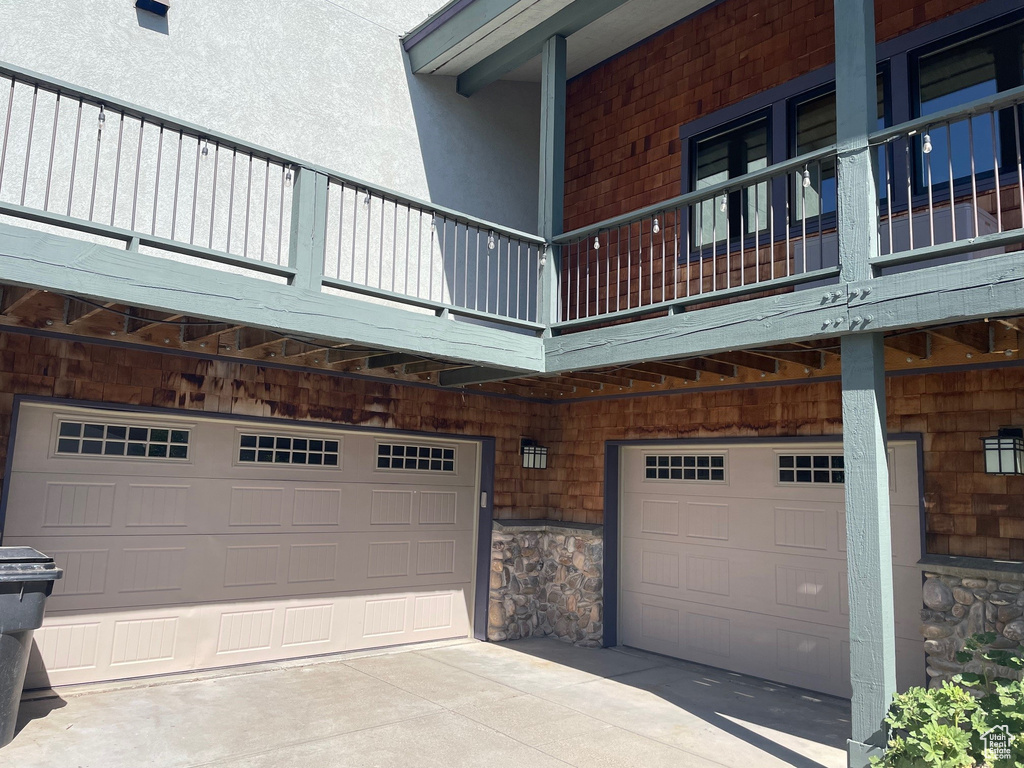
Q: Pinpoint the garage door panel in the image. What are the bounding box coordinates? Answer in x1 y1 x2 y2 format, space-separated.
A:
11 529 475 613
620 441 927 697
5 403 480 687
5 476 476 538
623 493 848 561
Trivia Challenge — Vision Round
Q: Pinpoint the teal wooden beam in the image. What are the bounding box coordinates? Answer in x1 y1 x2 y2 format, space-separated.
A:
0 222 544 372
835 0 893 763
456 0 630 97
405 0 522 73
544 284 848 372
288 167 329 291
841 333 897 767
537 35 566 332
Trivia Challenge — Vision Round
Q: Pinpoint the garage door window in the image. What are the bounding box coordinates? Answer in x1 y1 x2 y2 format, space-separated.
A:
238 434 340 466
644 453 726 481
377 443 456 472
56 420 190 459
778 453 844 484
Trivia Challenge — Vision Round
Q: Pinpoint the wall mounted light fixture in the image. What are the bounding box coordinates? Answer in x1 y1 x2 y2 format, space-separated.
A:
521 438 548 470
136 0 170 16
982 427 1024 475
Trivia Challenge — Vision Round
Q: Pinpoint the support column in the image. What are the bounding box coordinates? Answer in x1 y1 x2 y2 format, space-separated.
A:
537 35 566 333
834 1 895 765
289 166 329 292
841 333 896 766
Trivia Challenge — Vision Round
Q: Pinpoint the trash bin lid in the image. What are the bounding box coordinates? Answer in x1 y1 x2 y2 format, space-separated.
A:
0 547 63 582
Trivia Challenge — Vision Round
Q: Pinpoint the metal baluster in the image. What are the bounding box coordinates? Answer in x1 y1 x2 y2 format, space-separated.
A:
260 158 270 262
968 117 979 238
210 143 220 250
946 127 956 243
991 108 1002 233
712 196 718 293
660 211 666 303
925 126 934 246
44 92 60 211
817 161 824 264
463 221 469 308
189 135 201 242
171 129 183 239
378 195 386 289
130 119 144 230
364 191 372 286
416 209 423 299
243 153 253 258
0 78 15 197
616 228 622 311
904 139 914 251
784 182 791 277
674 208 681 300
752 181 758 285
109 112 125 226
1014 104 1023 232
586 229 592 317
387 199 396 292
768 182 775 281
20 85 38 207
350 184 359 283
89 105 104 222
335 182 346 280
800 169 807 275
151 125 163 235
726 189 732 289
277 161 285 265
66 99 82 216
226 149 236 252
515 239 521 319
404 203 411 296
885 141 895 255
648 216 654 305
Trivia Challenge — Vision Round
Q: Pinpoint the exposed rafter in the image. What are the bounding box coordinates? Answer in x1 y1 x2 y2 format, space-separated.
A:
884 332 930 359
706 351 778 374
0 286 39 315
928 322 992 354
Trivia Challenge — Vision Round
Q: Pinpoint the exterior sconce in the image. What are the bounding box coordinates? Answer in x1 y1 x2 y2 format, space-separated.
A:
136 0 170 16
982 427 1024 475
521 439 548 470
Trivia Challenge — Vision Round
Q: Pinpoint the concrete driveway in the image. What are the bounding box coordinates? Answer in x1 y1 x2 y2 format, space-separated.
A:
6 638 850 768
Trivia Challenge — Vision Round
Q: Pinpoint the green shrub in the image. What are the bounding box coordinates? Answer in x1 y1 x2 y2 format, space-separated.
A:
871 634 1024 768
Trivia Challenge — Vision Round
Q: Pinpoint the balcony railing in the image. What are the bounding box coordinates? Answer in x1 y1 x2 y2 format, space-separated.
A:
1 62 1023 341
553 85 1024 330
553 147 840 328
0 62 545 330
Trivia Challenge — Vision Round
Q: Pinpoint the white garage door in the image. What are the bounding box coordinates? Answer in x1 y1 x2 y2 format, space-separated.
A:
620 440 925 698
2 403 480 688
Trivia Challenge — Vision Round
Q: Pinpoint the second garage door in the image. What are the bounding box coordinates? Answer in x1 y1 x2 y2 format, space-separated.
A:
2 402 481 688
619 440 925 698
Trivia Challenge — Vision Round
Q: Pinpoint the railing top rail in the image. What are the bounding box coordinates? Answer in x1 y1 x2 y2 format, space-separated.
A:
870 83 1024 145
0 60 545 246
553 145 837 244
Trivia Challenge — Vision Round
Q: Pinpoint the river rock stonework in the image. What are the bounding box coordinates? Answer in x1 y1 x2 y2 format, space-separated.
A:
920 564 1024 688
488 521 603 647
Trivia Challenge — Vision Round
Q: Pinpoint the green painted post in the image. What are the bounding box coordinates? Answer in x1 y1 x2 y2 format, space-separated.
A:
289 166 329 292
834 1 896 765
537 35 566 333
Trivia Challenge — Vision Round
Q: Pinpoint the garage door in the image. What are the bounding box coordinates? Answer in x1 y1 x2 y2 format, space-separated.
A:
619 440 925 698
1 403 480 688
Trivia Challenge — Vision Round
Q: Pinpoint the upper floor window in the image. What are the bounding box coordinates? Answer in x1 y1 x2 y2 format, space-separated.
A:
912 19 1024 188
691 113 769 248
790 74 888 221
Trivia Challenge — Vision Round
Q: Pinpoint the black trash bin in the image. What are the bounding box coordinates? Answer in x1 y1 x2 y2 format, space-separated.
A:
0 547 62 749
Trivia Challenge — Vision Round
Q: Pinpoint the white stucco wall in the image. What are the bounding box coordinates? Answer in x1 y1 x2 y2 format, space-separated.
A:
0 0 541 233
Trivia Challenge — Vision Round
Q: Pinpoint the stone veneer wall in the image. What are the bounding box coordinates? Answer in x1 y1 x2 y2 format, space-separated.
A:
488 521 603 647
921 561 1024 687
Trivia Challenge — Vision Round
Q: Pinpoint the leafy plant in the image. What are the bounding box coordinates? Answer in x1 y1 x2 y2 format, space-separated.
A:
871 634 1024 768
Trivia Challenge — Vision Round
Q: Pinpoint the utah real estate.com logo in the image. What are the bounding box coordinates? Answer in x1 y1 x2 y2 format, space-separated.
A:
982 725 1014 762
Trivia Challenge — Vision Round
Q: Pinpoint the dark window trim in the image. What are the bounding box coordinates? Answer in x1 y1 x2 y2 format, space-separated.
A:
677 0 1023 209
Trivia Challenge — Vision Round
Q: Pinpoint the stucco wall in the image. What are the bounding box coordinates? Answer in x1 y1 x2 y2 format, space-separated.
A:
0 0 540 233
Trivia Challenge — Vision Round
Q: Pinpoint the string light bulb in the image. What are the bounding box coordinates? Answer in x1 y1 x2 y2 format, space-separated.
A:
802 168 811 188
98 108 106 131
284 169 293 187
363 191 371 205
652 218 660 235
201 140 209 157
487 233 495 250
719 196 727 213
922 134 933 154
593 236 600 250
